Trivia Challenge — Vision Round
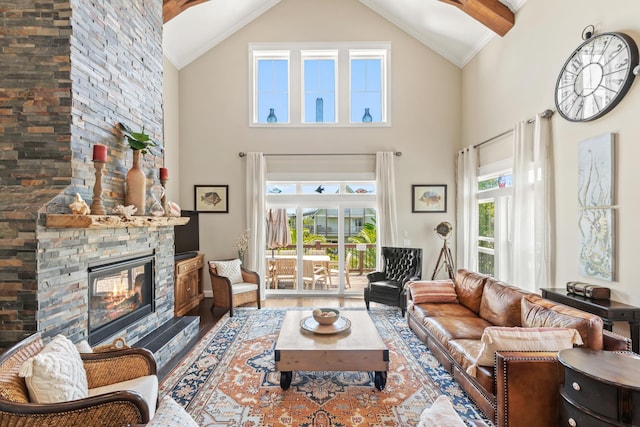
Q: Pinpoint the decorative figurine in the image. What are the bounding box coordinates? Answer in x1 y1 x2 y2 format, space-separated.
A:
166 201 181 217
112 205 137 217
69 193 91 215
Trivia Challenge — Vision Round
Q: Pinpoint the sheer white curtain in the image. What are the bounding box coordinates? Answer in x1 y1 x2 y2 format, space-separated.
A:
376 152 398 269
245 152 266 286
510 115 553 291
456 147 479 271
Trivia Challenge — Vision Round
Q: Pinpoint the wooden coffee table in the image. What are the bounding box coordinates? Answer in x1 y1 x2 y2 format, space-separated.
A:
274 310 389 390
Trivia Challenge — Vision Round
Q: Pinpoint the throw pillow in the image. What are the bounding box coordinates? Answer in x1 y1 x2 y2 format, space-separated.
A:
148 395 198 427
417 395 467 427
19 335 89 403
408 280 458 304
466 326 583 377
210 259 243 284
75 340 93 354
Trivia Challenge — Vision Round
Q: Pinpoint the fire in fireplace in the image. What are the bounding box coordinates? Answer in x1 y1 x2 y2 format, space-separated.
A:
88 253 155 345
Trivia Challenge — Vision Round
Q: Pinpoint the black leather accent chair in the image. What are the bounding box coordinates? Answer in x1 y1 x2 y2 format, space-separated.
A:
364 246 422 316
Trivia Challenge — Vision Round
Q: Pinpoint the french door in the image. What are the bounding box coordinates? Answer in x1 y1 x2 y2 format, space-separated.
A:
265 181 376 296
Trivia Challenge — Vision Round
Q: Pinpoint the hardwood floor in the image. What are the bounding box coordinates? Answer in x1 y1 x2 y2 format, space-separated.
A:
158 296 366 380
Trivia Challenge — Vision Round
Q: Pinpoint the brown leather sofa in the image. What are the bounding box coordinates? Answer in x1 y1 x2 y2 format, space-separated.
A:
406 269 630 427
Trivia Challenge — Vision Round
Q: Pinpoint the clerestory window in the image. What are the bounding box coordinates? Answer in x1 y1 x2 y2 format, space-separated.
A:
250 42 390 127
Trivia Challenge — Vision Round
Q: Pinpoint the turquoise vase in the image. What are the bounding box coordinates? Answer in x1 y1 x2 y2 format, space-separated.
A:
267 108 277 123
362 108 372 123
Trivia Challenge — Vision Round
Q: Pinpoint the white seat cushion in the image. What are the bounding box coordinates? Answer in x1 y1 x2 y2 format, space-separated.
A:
232 283 258 294
89 374 158 418
148 395 198 427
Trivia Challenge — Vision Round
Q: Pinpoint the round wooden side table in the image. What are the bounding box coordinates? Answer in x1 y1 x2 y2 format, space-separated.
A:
558 348 640 426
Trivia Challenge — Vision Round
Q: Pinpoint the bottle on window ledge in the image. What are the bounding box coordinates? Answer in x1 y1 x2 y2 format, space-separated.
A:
362 108 372 123
267 108 277 123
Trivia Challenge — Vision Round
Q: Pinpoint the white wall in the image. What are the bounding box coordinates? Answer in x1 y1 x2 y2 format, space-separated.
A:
170 0 462 293
162 57 180 204
463 0 640 309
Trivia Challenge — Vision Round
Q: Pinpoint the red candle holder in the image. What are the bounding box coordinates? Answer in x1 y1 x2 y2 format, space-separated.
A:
90 161 106 215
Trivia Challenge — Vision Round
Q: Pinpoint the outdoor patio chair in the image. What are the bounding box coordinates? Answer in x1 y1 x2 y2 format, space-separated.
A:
364 247 422 316
271 257 297 289
329 252 352 288
302 259 330 290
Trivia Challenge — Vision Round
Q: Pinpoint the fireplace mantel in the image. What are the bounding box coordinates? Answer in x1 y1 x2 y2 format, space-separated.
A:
46 214 189 229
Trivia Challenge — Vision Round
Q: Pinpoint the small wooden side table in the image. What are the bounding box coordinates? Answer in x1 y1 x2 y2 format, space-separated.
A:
558 348 640 426
540 288 640 353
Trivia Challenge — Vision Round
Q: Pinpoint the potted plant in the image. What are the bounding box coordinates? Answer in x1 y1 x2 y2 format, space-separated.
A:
118 123 157 215
118 122 157 154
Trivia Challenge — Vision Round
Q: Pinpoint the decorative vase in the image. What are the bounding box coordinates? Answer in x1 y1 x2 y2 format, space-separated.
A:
362 108 372 123
267 108 277 123
125 150 146 215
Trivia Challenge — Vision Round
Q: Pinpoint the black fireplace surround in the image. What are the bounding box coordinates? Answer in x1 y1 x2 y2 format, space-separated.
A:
88 253 155 345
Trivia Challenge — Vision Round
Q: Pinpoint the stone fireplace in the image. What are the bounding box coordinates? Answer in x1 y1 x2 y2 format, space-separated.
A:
0 0 198 367
88 253 155 345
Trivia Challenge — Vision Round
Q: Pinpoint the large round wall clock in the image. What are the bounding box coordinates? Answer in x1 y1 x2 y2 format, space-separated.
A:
555 32 639 122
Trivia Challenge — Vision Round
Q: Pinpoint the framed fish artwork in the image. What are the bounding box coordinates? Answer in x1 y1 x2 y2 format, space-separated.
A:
194 185 229 213
412 185 447 213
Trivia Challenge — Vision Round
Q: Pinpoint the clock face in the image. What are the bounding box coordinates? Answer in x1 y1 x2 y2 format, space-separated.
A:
555 32 639 122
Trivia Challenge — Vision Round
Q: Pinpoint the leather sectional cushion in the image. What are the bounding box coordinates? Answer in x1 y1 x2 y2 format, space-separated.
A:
521 294 604 350
479 279 531 327
410 302 478 319
422 316 492 348
453 270 488 314
448 339 483 371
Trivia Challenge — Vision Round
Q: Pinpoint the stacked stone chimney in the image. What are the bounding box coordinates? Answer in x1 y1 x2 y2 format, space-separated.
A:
0 0 175 351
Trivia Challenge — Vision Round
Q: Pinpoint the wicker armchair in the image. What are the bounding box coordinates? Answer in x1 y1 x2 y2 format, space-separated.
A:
0 333 157 426
209 262 261 317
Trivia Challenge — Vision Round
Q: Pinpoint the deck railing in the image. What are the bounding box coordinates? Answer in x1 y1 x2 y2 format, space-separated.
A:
267 242 376 275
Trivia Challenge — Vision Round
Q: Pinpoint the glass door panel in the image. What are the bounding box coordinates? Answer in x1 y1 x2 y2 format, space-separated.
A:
299 207 334 293
266 207 297 291
343 207 377 294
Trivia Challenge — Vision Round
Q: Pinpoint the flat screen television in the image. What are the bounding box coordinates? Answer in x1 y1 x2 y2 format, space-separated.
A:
174 210 199 260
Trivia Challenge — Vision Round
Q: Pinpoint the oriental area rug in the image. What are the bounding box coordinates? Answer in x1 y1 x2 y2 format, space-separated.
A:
160 307 491 426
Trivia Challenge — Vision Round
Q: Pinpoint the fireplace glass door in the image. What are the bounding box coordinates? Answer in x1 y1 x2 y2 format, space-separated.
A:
88 254 154 344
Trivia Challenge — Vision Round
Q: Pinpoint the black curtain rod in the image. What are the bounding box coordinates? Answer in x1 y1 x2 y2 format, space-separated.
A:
238 151 402 157
473 109 555 149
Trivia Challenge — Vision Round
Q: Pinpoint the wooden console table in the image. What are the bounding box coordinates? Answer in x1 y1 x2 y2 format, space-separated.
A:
541 288 640 353
174 253 204 316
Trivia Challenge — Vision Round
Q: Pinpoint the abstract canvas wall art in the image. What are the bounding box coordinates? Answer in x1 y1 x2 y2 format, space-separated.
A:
578 133 614 207
577 133 615 281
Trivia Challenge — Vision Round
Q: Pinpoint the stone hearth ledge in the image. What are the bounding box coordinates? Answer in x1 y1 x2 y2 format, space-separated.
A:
45 214 189 229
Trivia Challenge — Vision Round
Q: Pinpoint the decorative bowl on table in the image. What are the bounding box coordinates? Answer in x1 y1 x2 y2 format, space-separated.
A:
312 308 340 325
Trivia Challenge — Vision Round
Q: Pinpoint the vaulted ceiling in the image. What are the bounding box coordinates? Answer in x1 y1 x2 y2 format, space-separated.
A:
162 0 527 70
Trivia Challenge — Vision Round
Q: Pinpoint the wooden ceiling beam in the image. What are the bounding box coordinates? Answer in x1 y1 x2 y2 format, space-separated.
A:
439 0 514 36
163 0 209 23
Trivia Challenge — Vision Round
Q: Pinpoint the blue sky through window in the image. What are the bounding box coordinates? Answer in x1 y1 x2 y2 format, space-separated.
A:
304 59 336 123
351 58 382 122
257 59 289 123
